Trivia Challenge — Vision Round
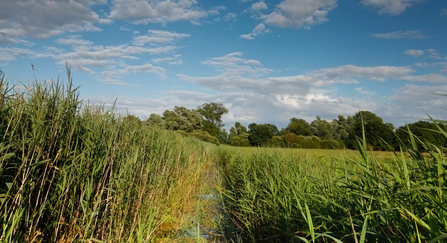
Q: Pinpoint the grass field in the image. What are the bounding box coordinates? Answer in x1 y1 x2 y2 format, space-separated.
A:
217 134 447 242
1 70 446 242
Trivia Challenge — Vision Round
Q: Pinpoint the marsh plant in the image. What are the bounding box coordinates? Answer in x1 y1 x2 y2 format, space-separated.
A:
218 123 447 242
0 67 219 242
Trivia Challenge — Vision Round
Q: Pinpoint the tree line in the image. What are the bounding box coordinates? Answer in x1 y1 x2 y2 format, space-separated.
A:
133 102 446 151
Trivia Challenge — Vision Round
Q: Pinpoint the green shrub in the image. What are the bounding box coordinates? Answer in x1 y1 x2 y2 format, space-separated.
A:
190 130 220 145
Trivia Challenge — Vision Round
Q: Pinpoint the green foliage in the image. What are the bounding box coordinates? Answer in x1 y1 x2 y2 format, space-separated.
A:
196 102 228 128
202 120 220 139
352 111 396 150
219 127 229 144
286 118 312 136
283 132 301 148
190 130 220 145
396 121 447 151
248 123 274 146
218 118 447 242
268 136 284 147
163 106 203 132
310 116 337 140
0 68 220 242
146 113 164 128
229 132 251 147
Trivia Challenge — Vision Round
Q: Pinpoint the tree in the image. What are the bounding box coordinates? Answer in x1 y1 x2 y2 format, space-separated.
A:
230 122 247 137
310 116 337 140
124 114 142 125
146 113 164 128
248 123 274 146
285 118 312 136
396 121 447 150
163 106 203 132
229 122 250 147
219 128 229 144
283 133 300 148
352 111 395 151
197 102 228 128
197 102 229 141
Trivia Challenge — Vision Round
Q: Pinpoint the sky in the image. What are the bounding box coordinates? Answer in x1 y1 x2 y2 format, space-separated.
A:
1 0 447 130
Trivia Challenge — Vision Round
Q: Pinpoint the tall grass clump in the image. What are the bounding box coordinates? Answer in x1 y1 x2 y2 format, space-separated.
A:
0 67 219 242
218 147 341 242
219 121 447 242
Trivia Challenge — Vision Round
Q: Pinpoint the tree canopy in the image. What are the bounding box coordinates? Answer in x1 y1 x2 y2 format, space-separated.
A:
197 102 228 128
163 106 203 132
197 102 228 142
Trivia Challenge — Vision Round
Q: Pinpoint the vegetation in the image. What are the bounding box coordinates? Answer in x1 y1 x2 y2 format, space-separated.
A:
2 66 447 242
218 126 447 242
0 68 222 242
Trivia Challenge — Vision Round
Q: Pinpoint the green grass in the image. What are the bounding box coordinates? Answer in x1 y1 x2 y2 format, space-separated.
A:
0 67 221 242
217 133 447 242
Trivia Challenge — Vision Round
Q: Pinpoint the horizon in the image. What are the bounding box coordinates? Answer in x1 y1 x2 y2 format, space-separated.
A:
1 0 446 129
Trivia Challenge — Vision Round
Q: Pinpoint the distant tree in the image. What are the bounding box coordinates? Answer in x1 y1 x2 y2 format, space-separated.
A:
146 113 164 128
331 115 355 148
190 130 220 145
229 132 251 147
283 133 300 148
124 114 142 125
248 123 274 146
197 102 228 141
229 122 247 137
163 106 203 132
268 136 284 147
310 116 337 140
267 124 279 136
197 102 228 127
219 128 229 144
285 118 312 136
352 111 395 151
396 121 447 150
228 122 250 146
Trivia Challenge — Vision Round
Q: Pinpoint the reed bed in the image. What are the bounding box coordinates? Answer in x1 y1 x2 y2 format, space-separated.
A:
0 68 220 242
218 131 447 242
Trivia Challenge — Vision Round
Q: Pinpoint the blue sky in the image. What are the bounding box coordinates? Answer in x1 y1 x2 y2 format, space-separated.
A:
1 0 447 129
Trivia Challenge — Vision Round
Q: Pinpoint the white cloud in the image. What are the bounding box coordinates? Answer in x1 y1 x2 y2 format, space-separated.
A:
371 30 426 39
441 8 447 17
361 0 420 15
0 0 101 43
390 84 447 124
152 54 183 65
0 47 35 61
56 35 94 46
109 0 208 24
252 2 268 11
223 13 237 21
319 65 414 82
261 0 337 29
433 62 447 73
404 49 424 57
101 63 167 82
240 23 269 40
133 30 190 46
354 87 377 96
427 49 441 60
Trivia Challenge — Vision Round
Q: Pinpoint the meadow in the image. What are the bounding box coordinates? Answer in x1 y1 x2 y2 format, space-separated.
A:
1 69 446 242
217 137 447 242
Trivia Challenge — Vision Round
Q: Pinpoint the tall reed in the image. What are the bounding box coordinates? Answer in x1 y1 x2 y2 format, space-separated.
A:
0 66 219 242
218 123 447 242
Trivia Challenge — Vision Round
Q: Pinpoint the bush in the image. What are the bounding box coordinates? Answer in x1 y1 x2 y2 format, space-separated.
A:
190 130 220 145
